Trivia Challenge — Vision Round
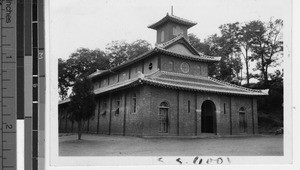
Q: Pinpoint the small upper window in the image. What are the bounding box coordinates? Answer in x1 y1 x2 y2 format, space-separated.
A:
102 102 107 117
239 107 246 113
148 63 153 70
188 100 191 113
132 93 137 113
197 65 201 76
161 30 164 42
115 98 121 116
168 61 174 71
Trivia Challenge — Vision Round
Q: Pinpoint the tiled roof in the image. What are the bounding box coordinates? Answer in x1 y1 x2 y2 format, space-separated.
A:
156 35 221 61
89 70 108 79
88 47 220 80
93 70 267 96
94 77 140 95
156 47 221 62
60 70 267 105
156 34 198 54
148 14 197 29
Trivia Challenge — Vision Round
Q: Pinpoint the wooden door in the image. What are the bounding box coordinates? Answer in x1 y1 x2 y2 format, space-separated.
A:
239 112 246 133
159 108 168 133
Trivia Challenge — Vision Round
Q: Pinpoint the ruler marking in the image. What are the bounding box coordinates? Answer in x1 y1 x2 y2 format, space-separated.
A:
1 1 17 169
2 96 14 98
2 132 16 134
1 44 11 46
3 149 11 151
2 62 16 63
2 166 15 168
1 26 14 29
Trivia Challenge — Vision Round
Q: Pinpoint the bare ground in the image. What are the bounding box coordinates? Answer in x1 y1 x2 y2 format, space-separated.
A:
59 133 283 156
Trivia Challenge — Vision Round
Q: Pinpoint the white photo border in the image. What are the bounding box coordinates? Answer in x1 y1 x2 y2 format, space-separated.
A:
45 0 295 169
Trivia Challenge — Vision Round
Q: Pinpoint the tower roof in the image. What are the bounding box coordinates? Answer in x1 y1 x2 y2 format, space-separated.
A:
148 13 197 29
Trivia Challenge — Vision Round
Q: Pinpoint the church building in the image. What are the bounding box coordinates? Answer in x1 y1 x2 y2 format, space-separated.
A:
59 13 266 136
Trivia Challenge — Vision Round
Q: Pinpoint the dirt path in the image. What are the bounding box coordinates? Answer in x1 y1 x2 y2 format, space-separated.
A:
59 134 283 156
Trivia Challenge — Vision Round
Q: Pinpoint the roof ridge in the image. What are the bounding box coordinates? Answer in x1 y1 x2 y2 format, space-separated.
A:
148 14 197 29
208 77 264 94
168 14 197 25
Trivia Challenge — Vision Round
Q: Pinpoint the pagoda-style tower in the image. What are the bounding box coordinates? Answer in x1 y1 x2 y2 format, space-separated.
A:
148 13 197 44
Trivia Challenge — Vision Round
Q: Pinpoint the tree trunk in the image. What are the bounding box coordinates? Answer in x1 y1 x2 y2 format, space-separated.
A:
264 65 269 86
245 50 250 87
260 54 266 85
77 120 82 140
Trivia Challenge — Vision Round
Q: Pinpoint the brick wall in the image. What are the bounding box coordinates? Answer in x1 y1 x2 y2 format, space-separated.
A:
178 91 196 136
145 85 178 136
58 85 258 136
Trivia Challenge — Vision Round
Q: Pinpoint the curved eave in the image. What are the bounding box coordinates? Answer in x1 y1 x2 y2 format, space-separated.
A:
89 49 157 80
148 14 197 29
93 79 141 96
93 77 266 97
141 79 266 97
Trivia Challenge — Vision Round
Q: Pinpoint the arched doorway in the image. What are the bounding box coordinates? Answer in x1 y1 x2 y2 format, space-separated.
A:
158 101 169 133
201 100 216 133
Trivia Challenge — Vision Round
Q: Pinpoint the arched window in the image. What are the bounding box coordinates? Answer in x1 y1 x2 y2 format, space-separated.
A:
168 61 174 71
239 107 246 113
196 65 201 76
159 101 169 108
148 63 153 70
239 107 247 133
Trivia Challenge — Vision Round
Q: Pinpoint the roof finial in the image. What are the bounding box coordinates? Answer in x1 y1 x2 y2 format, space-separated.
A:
171 6 173 15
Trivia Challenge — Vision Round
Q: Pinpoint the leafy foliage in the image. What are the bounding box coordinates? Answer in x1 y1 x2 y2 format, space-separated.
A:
194 33 242 83
67 77 96 140
106 39 152 68
58 48 109 99
248 19 283 86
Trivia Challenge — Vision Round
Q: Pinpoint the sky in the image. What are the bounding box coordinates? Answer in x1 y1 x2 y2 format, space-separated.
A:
50 0 290 60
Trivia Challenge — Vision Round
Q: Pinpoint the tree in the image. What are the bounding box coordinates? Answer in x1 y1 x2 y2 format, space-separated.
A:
204 33 242 83
238 23 255 86
58 58 71 100
249 19 283 87
67 77 96 140
58 48 109 99
106 39 152 67
188 33 211 55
